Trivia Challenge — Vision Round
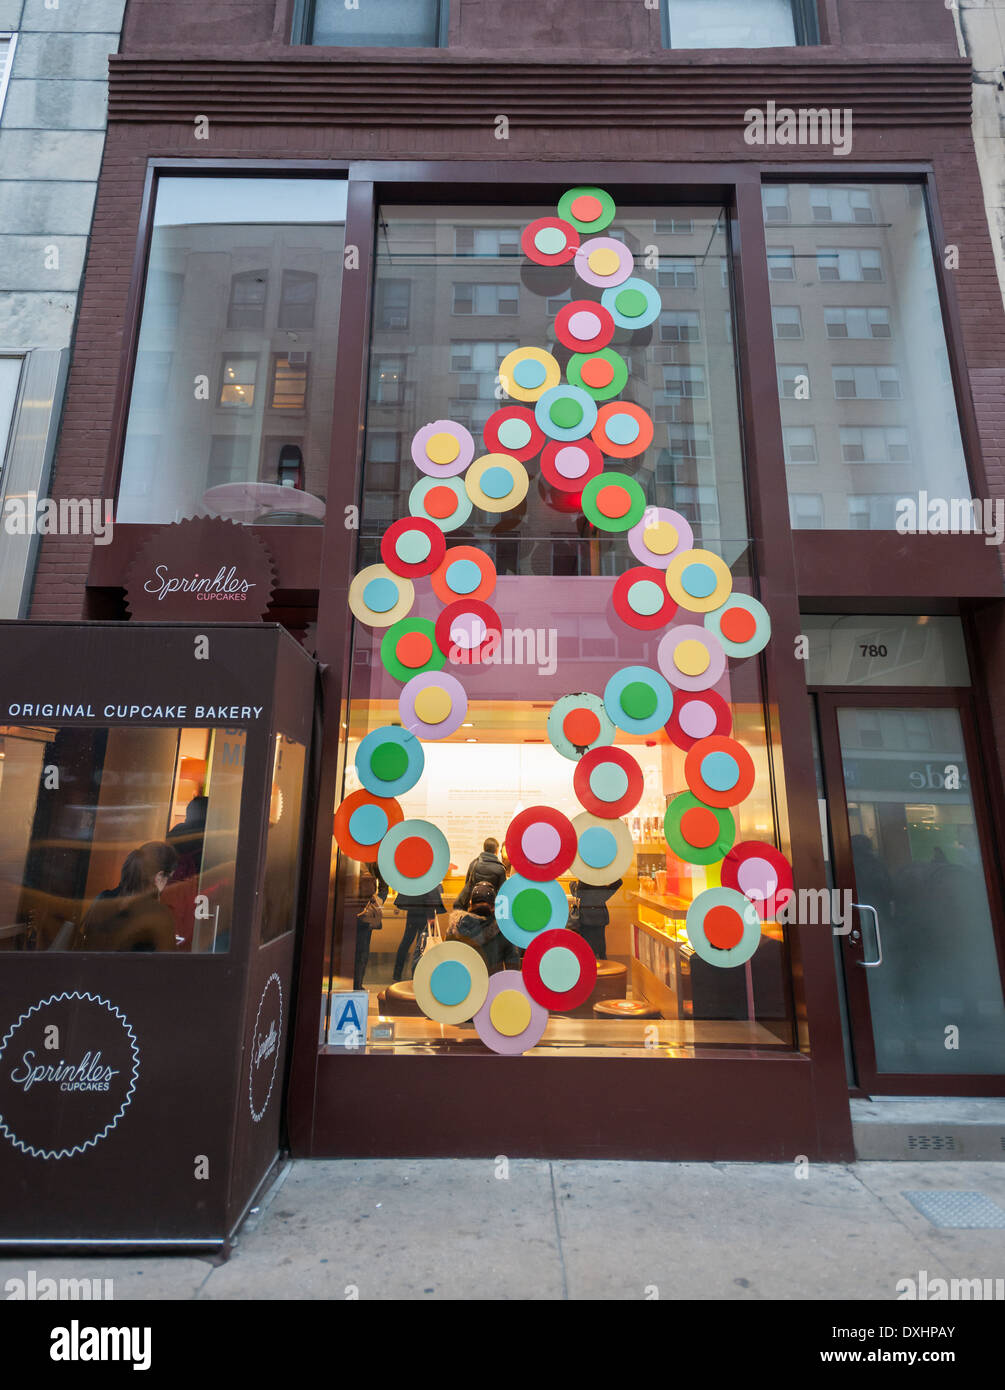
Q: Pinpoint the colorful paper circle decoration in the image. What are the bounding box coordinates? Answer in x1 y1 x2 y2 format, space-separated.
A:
685 887 762 968
657 624 727 692
666 548 733 614
601 277 663 330
521 216 580 266
684 735 756 809
523 928 598 1011
540 439 604 494
381 517 446 579
547 692 617 761
574 746 644 818
570 812 635 887
498 347 561 403
333 788 404 861
348 564 415 628
535 385 599 443
721 841 794 920
355 725 425 797
505 806 577 881
409 475 473 532
554 299 616 353
483 406 546 462
496 875 569 948
473 972 549 1056
663 792 736 866
557 187 617 235
567 349 629 403
591 402 654 460
665 689 733 751
411 420 475 478
380 617 447 683
604 665 674 736
613 565 679 631
413 940 489 1025
399 670 469 740
434 598 502 664
575 236 634 289
465 453 530 512
627 506 694 570
378 818 450 896
705 593 772 659
430 545 496 604
581 473 647 533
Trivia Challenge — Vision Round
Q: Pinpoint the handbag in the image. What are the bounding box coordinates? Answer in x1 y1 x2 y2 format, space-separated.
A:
357 896 382 931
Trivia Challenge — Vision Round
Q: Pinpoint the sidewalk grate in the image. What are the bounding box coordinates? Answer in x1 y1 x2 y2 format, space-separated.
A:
902 1190 1005 1229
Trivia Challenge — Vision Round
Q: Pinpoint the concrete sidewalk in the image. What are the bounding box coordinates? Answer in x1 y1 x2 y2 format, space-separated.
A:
3 1158 1004 1300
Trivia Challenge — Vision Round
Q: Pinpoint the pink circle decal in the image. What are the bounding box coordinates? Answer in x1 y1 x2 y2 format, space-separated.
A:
450 613 488 649
679 700 718 740
555 446 591 479
568 310 602 340
737 857 779 901
522 822 562 865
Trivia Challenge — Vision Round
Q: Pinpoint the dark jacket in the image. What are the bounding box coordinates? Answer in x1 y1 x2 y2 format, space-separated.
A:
456 852 507 909
452 907 520 972
571 879 622 928
394 887 445 930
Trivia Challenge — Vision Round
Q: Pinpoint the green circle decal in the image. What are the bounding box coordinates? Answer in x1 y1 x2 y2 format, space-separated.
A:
379 617 446 684
581 473 648 533
557 186 617 234
663 792 736 865
567 349 629 402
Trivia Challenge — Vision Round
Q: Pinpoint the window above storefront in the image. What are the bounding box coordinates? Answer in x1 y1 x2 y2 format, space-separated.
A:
662 0 818 48
295 0 448 47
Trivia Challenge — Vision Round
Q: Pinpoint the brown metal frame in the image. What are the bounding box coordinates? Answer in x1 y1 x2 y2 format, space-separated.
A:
285 159 855 1160
816 686 1005 1097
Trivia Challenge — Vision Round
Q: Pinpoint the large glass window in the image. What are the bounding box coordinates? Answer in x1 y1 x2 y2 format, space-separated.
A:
0 724 246 953
117 177 346 526
325 202 796 1058
663 0 817 48
764 183 971 531
304 0 446 47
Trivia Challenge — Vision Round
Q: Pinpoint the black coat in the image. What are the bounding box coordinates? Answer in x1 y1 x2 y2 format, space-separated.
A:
394 887 445 931
571 879 622 928
455 852 507 909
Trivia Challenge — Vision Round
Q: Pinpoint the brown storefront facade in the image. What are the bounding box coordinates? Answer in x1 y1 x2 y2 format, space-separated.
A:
6 0 1005 1201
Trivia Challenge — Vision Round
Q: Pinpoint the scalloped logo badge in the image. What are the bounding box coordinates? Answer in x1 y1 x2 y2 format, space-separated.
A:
0 992 139 1161
124 516 276 621
249 973 283 1124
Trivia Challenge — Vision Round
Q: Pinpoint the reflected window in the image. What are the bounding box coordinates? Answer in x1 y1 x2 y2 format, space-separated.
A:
261 735 307 945
663 0 817 46
765 182 970 530
0 725 246 953
119 176 345 525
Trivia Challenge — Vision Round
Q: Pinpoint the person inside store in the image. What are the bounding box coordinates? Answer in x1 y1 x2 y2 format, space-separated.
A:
448 879 521 973
455 837 508 909
569 877 623 961
80 841 179 951
353 869 383 990
162 794 209 949
392 881 446 982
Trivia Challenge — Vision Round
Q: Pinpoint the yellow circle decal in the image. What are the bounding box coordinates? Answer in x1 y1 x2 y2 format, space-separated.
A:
489 989 533 1037
427 432 461 466
674 639 711 677
644 521 677 556
587 247 621 277
414 685 452 725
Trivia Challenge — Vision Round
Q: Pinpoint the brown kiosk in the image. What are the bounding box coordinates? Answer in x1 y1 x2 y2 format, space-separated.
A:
0 622 315 1251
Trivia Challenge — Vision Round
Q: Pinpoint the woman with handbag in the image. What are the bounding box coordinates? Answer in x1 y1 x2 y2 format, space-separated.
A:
353 870 383 990
392 883 446 982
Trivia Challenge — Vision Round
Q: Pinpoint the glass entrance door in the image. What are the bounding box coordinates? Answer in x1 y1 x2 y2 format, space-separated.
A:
818 692 1005 1093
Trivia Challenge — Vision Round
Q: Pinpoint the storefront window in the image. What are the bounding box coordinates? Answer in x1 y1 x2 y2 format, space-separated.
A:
326 200 796 1056
0 723 246 953
261 735 308 945
117 177 346 526
763 183 971 530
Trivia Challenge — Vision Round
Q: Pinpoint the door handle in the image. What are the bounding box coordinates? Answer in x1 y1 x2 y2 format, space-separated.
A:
852 902 882 967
